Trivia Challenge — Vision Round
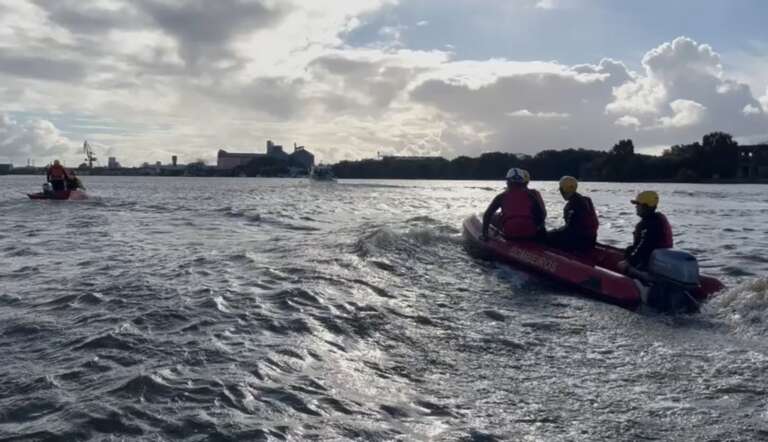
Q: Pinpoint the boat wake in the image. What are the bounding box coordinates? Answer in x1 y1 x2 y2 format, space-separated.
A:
352 220 461 260
705 277 768 337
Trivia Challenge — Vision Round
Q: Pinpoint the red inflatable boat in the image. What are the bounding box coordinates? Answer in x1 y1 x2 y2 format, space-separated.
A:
28 190 88 201
462 214 724 308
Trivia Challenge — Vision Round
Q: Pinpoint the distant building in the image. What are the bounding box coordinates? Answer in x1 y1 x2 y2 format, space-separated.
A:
172 155 178 166
217 150 263 170
266 140 289 160
107 157 121 168
291 143 315 169
217 140 315 171
0 164 12 174
738 145 768 179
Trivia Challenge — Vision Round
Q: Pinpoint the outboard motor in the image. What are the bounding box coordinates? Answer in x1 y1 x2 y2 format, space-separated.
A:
646 249 701 313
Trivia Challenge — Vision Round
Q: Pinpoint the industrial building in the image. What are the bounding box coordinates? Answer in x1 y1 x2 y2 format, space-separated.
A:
217 140 315 171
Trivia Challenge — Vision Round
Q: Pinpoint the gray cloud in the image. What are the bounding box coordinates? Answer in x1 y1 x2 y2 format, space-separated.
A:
194 76 307 119
411 71 616 124
33 0 146 34
0 50 87 82
309 54 425 113
136 0 289 67
31 0 291 72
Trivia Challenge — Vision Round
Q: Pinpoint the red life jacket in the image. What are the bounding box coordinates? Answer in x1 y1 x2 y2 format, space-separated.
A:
576 195 599 237
657 213 673 248
48 164 67 180
501 188 540 238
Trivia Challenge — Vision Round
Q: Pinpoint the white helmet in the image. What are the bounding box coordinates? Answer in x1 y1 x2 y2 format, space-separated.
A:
505 167 530 183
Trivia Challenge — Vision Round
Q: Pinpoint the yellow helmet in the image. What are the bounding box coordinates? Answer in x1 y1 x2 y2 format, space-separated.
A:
559 176 578 194
631 191 659 208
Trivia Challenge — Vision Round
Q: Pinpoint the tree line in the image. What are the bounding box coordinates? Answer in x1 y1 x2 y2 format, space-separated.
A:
331 132 750 181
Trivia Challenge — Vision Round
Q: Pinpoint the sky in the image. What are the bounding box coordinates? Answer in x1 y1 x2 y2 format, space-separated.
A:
0 0 767 167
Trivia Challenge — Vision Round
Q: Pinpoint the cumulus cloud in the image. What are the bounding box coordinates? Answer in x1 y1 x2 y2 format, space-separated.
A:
406 36 768 156
606 37 764 134
0 113 77 164
615 115 641 128
659 99 707 128
743 104 762 116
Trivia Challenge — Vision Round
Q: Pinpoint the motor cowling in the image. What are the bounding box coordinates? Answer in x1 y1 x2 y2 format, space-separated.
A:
646 249 701 313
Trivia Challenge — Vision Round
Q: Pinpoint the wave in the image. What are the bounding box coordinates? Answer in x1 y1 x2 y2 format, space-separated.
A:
340 183 410 189
706 277 768 337
217 206 324 231
353 224 461 260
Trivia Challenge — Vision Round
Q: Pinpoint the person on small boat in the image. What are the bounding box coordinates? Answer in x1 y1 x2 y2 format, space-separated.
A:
46 160 69 192
66 171 85 191
481 167 546 240
617 191 673 274
546 176 599 252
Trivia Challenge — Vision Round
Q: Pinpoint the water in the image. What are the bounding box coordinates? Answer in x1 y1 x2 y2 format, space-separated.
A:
1 175 767 441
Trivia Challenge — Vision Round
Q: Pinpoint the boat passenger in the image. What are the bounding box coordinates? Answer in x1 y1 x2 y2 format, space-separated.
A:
617 191 673 274
481 167 546 240
546 176 599 252
66 171 85 191
46 160 69 192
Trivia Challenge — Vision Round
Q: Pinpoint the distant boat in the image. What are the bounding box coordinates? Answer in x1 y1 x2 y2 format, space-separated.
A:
309 165 336 182
28 190 88 200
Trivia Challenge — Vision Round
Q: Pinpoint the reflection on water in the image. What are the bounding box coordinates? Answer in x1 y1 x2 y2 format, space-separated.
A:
1 175 767 440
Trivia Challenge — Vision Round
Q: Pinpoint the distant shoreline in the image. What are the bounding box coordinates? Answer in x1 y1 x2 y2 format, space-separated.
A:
4 173 767 185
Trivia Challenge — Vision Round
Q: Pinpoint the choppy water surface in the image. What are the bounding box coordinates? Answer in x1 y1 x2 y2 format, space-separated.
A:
1 175 767 441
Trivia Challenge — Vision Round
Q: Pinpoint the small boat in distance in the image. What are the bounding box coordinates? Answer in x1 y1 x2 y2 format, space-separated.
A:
309 165 336 182
28 189 88 200
28 181 88 200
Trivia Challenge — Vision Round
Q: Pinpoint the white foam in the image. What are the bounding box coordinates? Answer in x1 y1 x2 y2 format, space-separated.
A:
706 277 768 337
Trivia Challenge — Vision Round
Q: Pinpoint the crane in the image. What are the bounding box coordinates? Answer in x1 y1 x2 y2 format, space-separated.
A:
83 140 97 168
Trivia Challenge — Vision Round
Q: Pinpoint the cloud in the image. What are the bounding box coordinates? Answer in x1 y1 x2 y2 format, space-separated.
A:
406 36 767 156
761 88 768 113
659 99 707 128
743 104 762 116
1 0 767 165
615 115 641 127
535 0 561 9
642 36 723 83
0 49 87 82
33 0 146 34
605 36 765 137
137 0 289 67
507 110 570 119
307 50 440 113
0 113 78 163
